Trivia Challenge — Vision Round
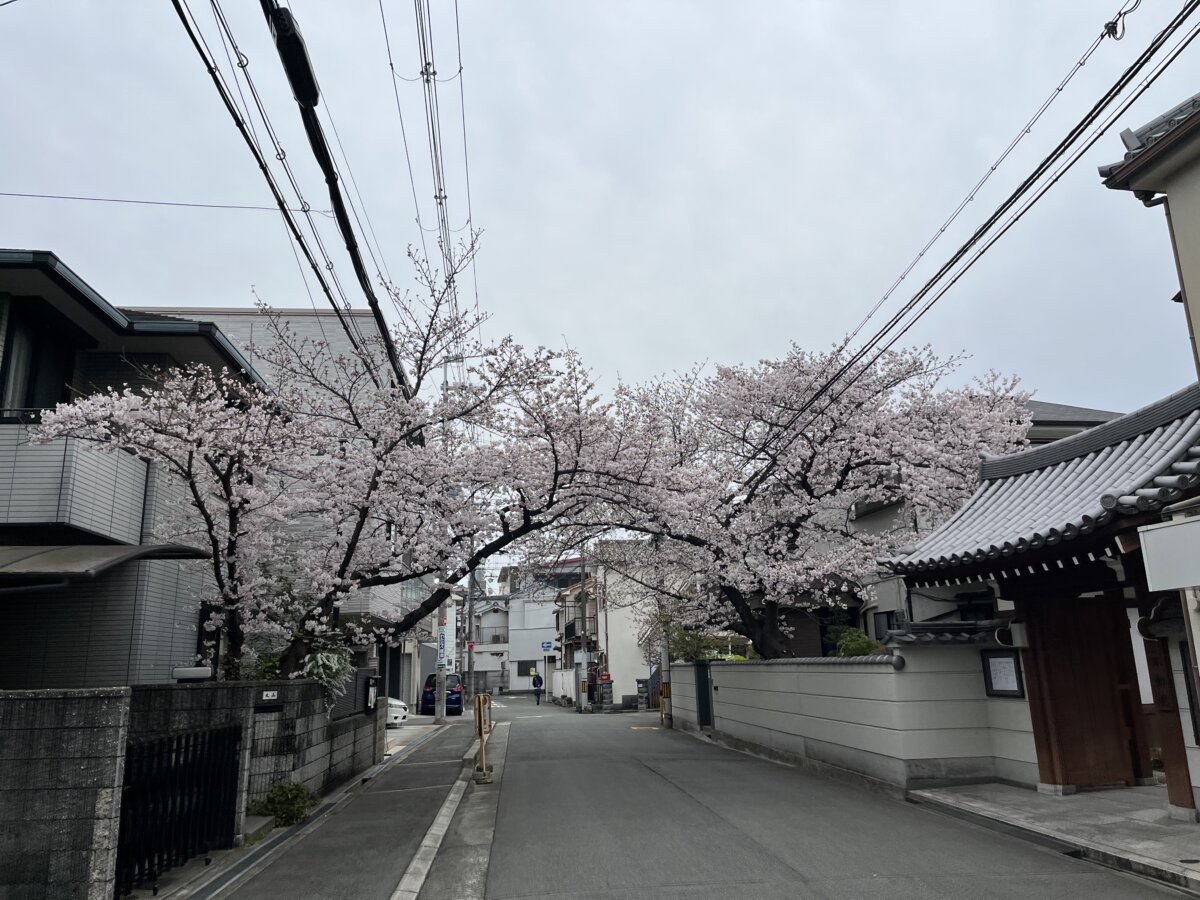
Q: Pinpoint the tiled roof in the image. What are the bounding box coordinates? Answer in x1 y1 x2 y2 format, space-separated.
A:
884 383 1200 575
1027 399 1121 426
1098 92 1200 185
1107 92 1200 167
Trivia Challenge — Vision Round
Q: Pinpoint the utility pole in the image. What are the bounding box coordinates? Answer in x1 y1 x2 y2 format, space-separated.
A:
466 546 476 701
578 553 588 709
435 606 448 724
661 601 673 728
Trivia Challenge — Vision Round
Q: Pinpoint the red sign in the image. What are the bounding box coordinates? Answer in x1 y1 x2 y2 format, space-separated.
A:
600 672 611 682
468 641 475 649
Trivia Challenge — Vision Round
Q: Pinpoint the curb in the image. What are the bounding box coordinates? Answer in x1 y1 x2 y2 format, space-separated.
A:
387 735 483 899
908 792 1200 897
173 724 450 900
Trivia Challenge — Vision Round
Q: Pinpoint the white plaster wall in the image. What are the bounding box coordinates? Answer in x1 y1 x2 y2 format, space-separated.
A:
671 646 1037 788
508 594 556 691
1171 633 1200 805
670 664 697 728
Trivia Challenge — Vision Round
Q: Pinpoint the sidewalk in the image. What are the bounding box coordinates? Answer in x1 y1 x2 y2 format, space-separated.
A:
911 782 1200 895
202 723 478 900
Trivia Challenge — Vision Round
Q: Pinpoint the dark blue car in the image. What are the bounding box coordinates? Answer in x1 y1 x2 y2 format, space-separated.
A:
420 672 464 716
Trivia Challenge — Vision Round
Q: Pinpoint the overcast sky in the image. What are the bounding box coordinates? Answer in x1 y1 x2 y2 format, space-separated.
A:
2 1 1198 413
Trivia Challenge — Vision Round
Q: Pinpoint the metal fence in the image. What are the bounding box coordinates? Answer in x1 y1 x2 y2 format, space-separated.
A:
113 725 241 897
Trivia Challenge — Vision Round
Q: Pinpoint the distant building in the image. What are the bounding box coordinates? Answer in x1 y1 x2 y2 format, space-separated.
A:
138 305 433 706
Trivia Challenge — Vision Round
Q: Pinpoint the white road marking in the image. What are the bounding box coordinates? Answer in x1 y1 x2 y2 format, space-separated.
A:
388 768 472 900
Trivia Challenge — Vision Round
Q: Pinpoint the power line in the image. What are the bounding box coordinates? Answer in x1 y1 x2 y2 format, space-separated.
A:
378 0 432 265
206 0 374 357
452 0 481 314
0 189 330 214
171 0 372 371
257 0 413 398
842 0 1144 350
743 0 1200 493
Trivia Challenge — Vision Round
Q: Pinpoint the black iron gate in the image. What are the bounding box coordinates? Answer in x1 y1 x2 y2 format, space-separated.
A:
113 725 241 897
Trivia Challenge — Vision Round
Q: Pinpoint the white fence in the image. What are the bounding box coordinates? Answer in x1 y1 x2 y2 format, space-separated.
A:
670 645 1036 790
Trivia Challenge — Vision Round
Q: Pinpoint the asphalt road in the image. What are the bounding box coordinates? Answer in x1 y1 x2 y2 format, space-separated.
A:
482 696 1183 900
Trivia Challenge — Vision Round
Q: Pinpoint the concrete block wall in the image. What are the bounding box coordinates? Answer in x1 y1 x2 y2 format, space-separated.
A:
0 687 130 900
1 680 386 899
671 646 1037 791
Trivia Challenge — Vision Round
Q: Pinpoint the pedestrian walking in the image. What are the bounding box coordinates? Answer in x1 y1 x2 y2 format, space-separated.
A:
532 671 544 705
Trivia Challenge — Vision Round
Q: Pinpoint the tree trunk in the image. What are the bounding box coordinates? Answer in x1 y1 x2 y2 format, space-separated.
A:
221 611 245 680
724 588 793 660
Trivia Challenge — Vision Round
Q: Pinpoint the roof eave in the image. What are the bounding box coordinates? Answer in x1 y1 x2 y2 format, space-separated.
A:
1101 112 1200 193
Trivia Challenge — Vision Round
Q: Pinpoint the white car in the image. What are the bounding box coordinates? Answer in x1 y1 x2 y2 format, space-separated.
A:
387 697 408 727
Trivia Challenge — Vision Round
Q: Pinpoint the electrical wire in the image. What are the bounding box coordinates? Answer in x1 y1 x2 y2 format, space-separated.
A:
206 0 374 356
842 0 1144 350
0 190 329 213
741 0 1200 490
378 0 432 265
172 0 371 369
254 0 412 396
453 0 481 315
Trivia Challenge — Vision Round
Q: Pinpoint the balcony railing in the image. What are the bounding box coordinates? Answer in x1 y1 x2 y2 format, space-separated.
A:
0 424 148 543
564 617 597 642
476 626 508 644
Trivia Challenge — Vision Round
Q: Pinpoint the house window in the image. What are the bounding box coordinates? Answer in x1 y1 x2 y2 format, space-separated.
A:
517 659 539 677
0 304 77 416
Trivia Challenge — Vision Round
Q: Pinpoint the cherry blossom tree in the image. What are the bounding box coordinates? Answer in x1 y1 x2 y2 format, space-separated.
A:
597 345 1030 658
38 243 653 682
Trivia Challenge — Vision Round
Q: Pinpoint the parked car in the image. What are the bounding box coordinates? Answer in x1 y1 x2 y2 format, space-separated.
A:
419 672 464 716
387 697 408 727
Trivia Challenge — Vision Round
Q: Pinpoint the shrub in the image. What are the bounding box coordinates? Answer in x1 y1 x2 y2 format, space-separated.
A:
251 781 318 826
831 626 887 658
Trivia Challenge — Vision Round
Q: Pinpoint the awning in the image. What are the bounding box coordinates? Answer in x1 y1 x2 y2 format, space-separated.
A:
0 543 209 582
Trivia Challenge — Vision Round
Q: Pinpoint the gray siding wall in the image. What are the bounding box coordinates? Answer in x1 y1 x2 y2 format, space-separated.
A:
0 461 213 689
0 426 147 543
0 557 208 689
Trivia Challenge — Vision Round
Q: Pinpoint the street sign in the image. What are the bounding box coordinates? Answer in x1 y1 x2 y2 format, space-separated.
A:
468 640 475 649
541 640 553 651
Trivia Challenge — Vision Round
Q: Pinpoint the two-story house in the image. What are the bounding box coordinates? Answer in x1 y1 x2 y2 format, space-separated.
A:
0 250 266 688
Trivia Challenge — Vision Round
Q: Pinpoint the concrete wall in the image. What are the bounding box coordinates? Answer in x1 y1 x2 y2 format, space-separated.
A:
129 679 385 804
508 592 556 692
602 596 648 705
0 687 130 900
0 681 387 899
670 646 1037 791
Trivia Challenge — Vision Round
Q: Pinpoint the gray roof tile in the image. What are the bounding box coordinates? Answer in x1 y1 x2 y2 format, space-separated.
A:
884 383 1200 575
